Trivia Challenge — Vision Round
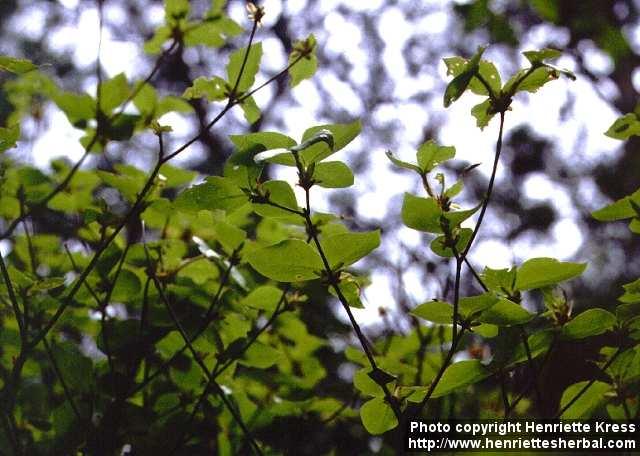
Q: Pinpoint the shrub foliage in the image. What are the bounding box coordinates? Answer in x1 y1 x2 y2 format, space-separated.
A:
0 1 638 454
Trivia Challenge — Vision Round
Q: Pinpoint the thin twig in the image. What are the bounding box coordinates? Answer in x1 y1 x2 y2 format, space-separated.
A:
288 149 402 421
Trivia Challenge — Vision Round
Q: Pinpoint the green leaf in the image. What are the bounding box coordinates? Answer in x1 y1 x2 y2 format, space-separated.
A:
605 113 640 140
312 161 354 188
299 120 361 164
515 258 587 291
111 269 142 302
175 177 247 213
246 239 323 282
165 0 189 21
592 188 640 221
321 230 380 269
619 278 640 305
401 193 443 233
474 323 499 338
430 228 472 258
183 76 227 101
432 360 491 398
385 150 421 173
239 341 282 369
471 98 495 130
359 397 398 435
230 131 297 151
459 293 499 320
253 180 300 218
523 48 562 64
226 43 263 93
482 266 517 293
239 95 261 124
503 66 568 95
562 308 617 340
0 125 20 152
99 73 129 113
559 381 610 419
416 140 456 172
328 279 364 308
443 57 501 96
158 163 197 188
132 83 158 116
51 342 94 393
443 203 481 228
444 179 464 199
211 219 246 253
411 300 454 324
97 169 143 203
183 15 242 48
443 46 486 107
241 285 283 311
478 298 534 326
0 55 37 74
289 34 318 87
53 91 96 125
354 368 385 397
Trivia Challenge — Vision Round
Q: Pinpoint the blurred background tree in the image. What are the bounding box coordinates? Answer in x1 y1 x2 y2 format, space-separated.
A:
1 0 639 452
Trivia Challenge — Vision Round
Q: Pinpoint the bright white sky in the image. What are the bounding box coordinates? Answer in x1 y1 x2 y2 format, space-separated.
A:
6 0 630 326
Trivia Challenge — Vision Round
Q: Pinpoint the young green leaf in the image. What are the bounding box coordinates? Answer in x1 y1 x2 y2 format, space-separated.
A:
471 98 495 129
99 73 129 113
515 257 587 291
605 113 640 140
0 55 37 74
174 176 247 213
230 131 297 151
0 125 20 152
359 397 398 435
431 360 492 398
401 193 443 233
253 180 300 218
246 239 323 282
443 46 486 107
299 120 361 164
329 279 365 308
239 341 282 368
182 76 227 101
239 95 261 124
354 368 386 397
430 228 472 258
416 140 456 172
51 342 94 393
481 266 517 294
478 298 534 326
562 308 617 340
227 42 263 93
385 150 422 173
289 34 318 87
592 188 640 221
444 57 501 96
559 381 610 419
312 161 354 188
321 230 380 269
522 48 562 64
411 300 454 324
459 293 499 320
